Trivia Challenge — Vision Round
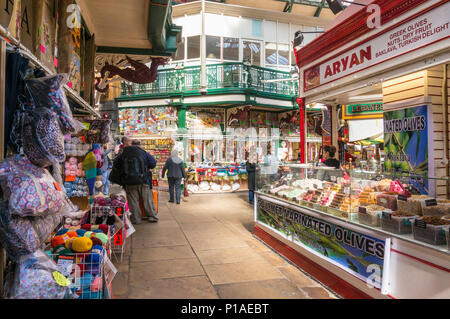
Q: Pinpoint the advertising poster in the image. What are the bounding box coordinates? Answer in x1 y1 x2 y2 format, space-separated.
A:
257 198 386 287
384 104 430 194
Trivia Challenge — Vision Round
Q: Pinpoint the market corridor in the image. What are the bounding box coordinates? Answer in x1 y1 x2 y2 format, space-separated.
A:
111 192 339 299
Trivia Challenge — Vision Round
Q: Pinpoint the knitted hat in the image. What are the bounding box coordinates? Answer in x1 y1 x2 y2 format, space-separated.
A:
76 229 87 237
82 224 92 231
94 233 108 246
91 237 103 247
55 229 69 236
71 237 93 253
84 231 94 238
51 235 66 248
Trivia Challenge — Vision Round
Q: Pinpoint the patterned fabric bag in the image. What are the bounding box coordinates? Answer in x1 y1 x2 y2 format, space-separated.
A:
0 155 65 217
25 74 84 134
22 107 66 168
4 250 75 299
0 201 62 261
86 119 112 144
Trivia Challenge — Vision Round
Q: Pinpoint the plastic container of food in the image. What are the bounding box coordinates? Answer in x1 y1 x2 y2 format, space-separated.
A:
412 217 450 245
380 211 417 234
358 211 381 227
446 228 450 251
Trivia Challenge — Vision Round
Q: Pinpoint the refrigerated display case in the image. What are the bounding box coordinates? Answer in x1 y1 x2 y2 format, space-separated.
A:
254 164 450 298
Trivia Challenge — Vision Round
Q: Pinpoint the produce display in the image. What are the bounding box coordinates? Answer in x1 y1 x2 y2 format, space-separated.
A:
258 166 450 248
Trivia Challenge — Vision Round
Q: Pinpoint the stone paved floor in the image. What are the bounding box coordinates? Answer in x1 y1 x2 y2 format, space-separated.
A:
111 191 340 299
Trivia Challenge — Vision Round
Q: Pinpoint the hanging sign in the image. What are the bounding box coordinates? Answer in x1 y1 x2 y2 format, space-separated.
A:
304 2 450 91
343 103 383 120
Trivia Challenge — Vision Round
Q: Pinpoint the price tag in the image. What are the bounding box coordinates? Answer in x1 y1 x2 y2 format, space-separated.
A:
398 194 408 201
358 206 367 214
56 255 75 277
415 219 427 229
382 211 392 219
425 199 437 207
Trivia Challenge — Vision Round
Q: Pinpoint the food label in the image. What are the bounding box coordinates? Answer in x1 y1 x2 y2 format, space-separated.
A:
359 206 367 214
414 219 427 229
382 211 391 219
425 199 437 207
398 194 408 201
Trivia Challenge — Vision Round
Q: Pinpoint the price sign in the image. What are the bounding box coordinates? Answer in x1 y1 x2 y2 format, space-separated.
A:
425 199 437 207
398 194 408 201
358 206 367 214
113 207 124 246
415 219 427 229
382 211 392 220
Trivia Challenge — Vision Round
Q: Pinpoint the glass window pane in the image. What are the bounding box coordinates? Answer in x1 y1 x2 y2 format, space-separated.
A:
174 37 185 61
206 35 221 59
223 37 239 61
243 41 261 66
278 43 289 66
187 35 200 59
265 42 277 65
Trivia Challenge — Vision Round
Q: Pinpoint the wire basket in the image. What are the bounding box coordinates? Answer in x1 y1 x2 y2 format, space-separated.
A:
90 204 127 262
48 249 109 299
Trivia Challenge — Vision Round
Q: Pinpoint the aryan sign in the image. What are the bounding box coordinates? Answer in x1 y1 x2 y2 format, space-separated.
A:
303 1 450 91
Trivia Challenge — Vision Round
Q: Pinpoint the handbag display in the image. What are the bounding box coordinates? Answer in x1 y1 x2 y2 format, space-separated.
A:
0 155 66 217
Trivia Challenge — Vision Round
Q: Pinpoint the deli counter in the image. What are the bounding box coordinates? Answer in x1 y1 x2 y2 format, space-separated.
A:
254 164 450 299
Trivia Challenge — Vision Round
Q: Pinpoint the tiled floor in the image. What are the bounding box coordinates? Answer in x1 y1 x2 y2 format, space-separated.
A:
111 191 339 299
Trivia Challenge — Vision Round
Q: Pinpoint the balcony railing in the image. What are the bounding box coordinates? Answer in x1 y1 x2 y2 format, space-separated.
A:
120 62 299 98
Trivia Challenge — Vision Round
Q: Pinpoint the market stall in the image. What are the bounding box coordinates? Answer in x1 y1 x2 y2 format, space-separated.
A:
260 0 450 299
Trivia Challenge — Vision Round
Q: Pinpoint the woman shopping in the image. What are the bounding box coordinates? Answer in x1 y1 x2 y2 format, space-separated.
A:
246 146 257 205
162 149 187 205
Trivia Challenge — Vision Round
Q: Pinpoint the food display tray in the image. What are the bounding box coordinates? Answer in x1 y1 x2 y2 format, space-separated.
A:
380 213 417 234
358 212 381 227
412 221 449 246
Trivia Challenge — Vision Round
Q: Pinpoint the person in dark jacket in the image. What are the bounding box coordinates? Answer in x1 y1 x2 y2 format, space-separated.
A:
246 146 257 204
162 149 187 205
112 140 158 224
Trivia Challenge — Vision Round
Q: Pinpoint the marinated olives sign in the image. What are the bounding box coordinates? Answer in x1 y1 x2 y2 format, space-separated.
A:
384 105 430 194
256 197 386 288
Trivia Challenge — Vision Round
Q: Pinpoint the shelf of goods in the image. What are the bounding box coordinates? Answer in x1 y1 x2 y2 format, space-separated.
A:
186 163 248 194
254 165 450 299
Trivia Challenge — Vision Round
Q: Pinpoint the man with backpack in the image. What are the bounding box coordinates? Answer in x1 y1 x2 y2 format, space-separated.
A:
110 138 158 224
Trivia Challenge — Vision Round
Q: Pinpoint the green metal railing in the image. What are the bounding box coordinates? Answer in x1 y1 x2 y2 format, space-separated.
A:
120 62 299 98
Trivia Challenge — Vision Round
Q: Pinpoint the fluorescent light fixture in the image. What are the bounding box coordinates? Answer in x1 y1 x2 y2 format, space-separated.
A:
348 94 383 102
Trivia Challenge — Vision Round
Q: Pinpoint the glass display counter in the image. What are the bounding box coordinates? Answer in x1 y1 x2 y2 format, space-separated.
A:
254 164 450 298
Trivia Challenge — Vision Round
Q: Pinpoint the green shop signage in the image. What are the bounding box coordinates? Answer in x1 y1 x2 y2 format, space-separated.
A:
256 197 386 288
342 103 383 120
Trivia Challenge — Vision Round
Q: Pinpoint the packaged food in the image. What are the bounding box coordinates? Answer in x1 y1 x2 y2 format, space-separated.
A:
412 216 450 245
397 195 433 216
381 210 418 234
376 192 398 211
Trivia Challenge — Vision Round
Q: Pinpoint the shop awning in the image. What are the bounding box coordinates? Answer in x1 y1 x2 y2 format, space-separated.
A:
353 137 384 146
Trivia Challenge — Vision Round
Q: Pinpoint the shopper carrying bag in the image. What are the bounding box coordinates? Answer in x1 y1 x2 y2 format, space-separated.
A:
162 149 187 205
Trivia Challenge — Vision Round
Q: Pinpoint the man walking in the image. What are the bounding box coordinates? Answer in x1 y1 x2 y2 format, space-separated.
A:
112 139 158 224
